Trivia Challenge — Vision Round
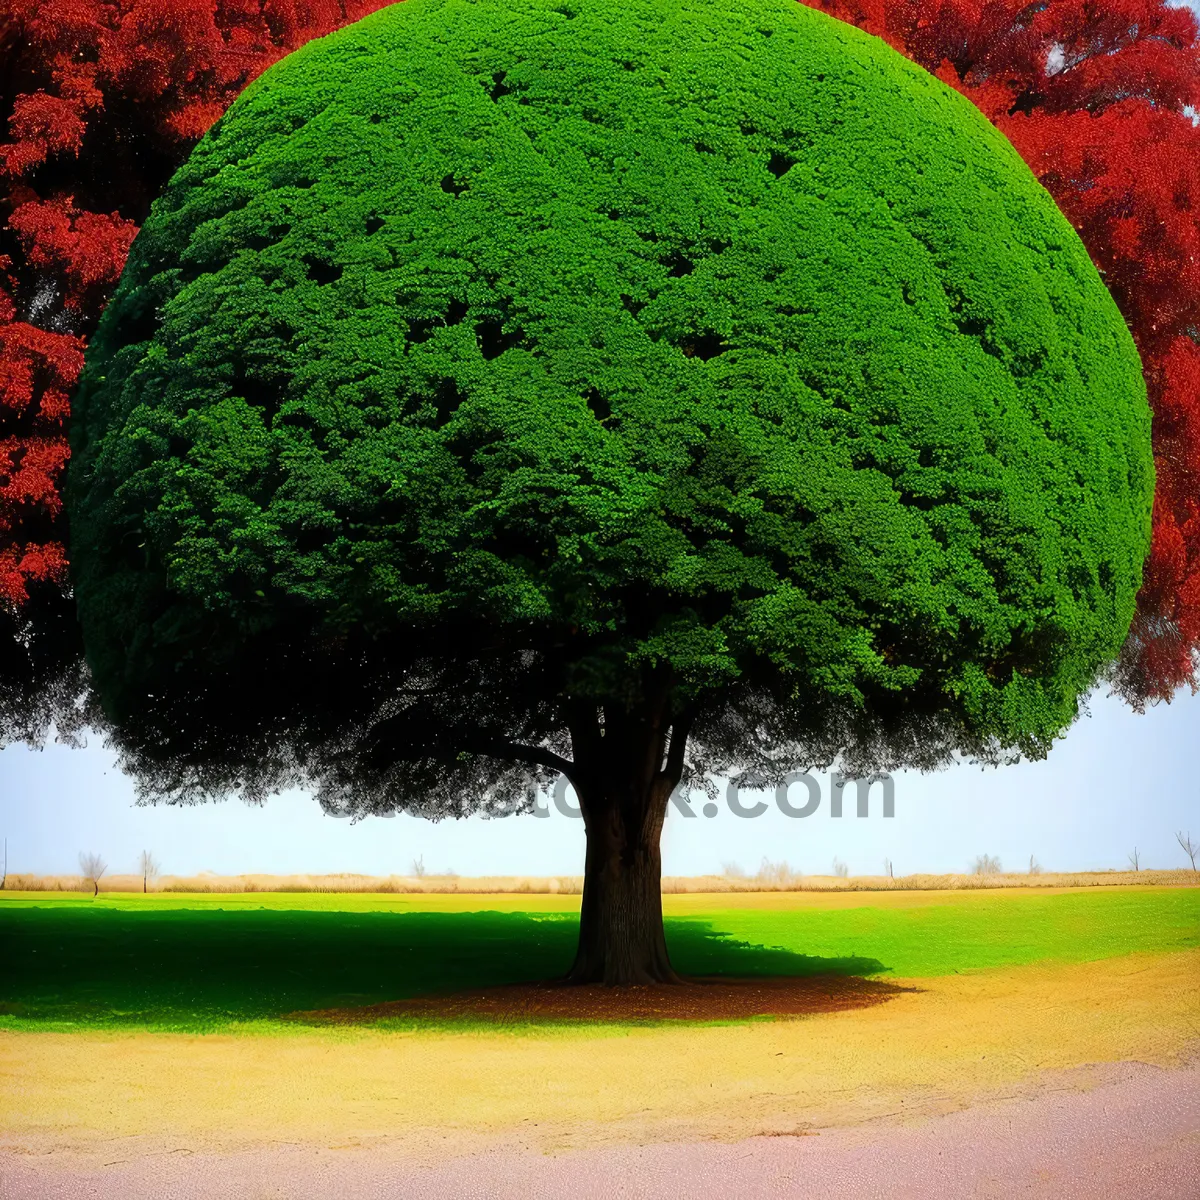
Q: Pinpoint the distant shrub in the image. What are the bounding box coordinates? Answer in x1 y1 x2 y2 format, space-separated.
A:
972 854 1003 875
757 858 801 887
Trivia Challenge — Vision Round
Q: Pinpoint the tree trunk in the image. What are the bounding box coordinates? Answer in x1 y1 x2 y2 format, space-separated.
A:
563 684 692 986
567 783 677 984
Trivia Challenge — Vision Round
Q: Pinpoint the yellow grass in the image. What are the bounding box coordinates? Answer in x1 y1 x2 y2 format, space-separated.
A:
6 867 1196 894
3 949 1197 1162
1 880 1189 916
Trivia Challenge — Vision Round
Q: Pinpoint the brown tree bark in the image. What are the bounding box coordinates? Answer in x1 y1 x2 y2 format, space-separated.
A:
563 679 693 985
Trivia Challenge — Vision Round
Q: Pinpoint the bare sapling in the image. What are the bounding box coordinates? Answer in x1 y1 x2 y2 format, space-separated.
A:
139 850 160 893
79 851 107 897
1177 832 1199 873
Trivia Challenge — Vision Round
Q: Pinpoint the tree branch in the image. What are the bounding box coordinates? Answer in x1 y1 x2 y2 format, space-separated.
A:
564 696 604 768
461 736 579 786
661 704 697 787
362 709 577 784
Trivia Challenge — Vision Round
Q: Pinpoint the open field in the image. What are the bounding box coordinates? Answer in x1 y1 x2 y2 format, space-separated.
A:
6 866 1197 893
2 885 1198 1195
1 884 1198 1032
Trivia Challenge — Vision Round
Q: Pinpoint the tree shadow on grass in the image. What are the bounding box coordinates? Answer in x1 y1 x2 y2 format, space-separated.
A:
667 918 886 980
286 918 912 1028
1 905 911 1031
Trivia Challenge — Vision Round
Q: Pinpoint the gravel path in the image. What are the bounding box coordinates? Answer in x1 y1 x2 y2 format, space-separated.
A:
3 1058 1198 1199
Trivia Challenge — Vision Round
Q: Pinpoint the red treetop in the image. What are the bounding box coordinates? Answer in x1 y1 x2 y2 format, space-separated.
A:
0 0 391 625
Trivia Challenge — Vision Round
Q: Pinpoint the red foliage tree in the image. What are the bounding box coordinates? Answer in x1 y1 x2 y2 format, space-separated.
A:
1 0 1198 741
0 0 391 738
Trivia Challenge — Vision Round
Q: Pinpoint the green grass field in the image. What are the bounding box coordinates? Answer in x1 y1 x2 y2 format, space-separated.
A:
1 887 1196 1033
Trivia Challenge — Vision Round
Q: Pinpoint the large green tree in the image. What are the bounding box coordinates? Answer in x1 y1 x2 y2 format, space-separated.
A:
68 0 1152 983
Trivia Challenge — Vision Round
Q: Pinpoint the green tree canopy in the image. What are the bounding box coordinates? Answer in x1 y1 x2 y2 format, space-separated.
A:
68 0 1152 980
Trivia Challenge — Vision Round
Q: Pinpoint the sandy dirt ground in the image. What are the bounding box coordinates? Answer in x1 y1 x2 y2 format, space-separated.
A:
3 1057 1198 1199
2 949 1198 1197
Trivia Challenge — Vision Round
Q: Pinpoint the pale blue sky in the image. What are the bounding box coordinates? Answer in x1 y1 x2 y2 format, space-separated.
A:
1 683 1197 879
